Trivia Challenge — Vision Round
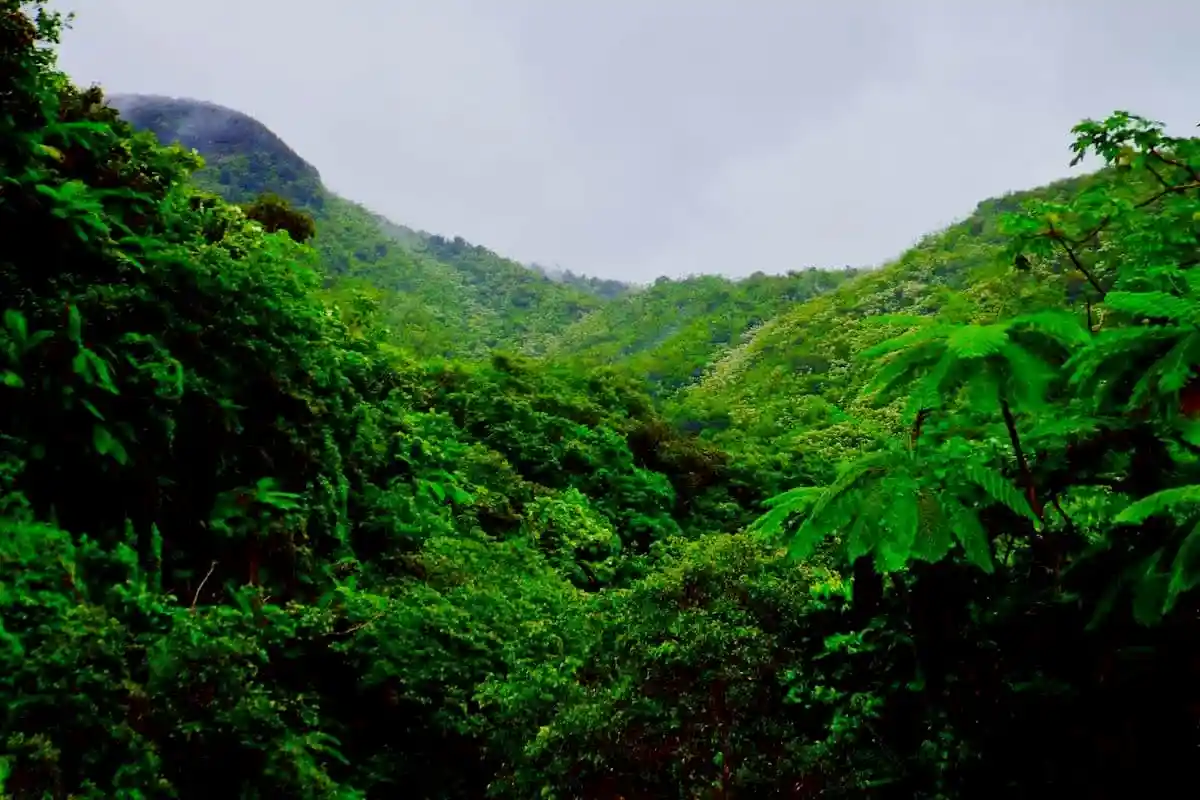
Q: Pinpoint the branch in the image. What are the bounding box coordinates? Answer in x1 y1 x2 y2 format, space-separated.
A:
1143 161 1173 190
1050 494 1076 535
910 407 931 447
327 612 386 637
1047 222 1107 299
191 560 217 613
1150 147 1200 183
1067 179 1200 248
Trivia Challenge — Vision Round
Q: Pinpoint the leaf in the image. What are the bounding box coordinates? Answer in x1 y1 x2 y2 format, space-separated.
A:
1165 522 1200 612
845 506 881 563
861 323 949 360
946 324 1008 359
1115 485 1200 524
1104 290 1197 324
3 309 27 342
876 491 918 572
750 485 821 537
1008 310 1091 349
93 424 128 465
1131 552 1170 626
966 463 1041 525
944 496 995 573
81 398 104 420
67 303 82 343
909 495 953 563
37 143 64 162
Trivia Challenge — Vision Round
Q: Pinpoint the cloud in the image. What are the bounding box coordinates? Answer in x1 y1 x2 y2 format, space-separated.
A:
51 0 1200 281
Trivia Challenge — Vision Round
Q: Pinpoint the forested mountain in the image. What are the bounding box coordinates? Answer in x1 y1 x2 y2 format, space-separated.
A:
546 269 860 391
111 92 607 358
4 2 1200 797
108 93 856 380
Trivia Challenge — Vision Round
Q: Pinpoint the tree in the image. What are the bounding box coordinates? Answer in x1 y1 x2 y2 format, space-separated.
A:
240 191 317 242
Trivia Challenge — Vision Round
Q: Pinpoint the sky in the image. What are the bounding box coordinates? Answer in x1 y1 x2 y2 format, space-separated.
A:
52 0 1200 282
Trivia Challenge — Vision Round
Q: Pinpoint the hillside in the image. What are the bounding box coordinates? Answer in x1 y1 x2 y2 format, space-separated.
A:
110 93 606 358
546 268 859 391
667 172 1109 468
6 3 1200 798
109 94 863 380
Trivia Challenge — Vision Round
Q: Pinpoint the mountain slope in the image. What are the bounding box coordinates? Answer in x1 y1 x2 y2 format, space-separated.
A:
109 94 604 357
545 268 859 391
668 168 1112 474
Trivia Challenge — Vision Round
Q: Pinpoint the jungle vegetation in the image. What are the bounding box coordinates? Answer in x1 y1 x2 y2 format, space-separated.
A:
2 2 1199 797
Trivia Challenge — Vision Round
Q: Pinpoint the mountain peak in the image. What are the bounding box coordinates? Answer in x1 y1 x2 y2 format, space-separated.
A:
107 93 323 206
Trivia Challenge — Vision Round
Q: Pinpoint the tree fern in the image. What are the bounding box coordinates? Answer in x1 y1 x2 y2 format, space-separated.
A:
752 439 1041 574
863 311 1085 419
1103 291 1198 325
1067 312 1200 413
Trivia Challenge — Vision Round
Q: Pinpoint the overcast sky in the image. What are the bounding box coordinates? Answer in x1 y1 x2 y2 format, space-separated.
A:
51 0 1200 282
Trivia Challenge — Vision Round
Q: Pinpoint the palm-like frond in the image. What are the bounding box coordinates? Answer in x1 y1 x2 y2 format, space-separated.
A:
862 312 1086 417
751 440 1042 574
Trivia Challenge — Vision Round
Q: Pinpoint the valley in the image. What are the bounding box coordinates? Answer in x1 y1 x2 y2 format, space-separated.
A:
1 3 1198 798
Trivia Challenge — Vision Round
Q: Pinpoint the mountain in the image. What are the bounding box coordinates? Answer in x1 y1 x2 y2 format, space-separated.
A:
110 93 606 358
110 93 867 385
530 262 632 299
109 94 325 207
546 268 859 391
666 169 1112 478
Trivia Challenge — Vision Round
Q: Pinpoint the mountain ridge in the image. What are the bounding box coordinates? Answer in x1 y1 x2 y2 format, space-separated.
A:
107 92 1110 407
108 93 618 357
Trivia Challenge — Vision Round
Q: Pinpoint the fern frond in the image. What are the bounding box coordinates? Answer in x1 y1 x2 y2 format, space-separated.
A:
1007 309 1092 349
861 323 952 359
864 342 943 401
945 324 1008 360
997 341 1056 411
1104 290 1199 324
875 486 920 573
845 500 886 564
787 451 894 560
750 485 823 537
806 450 893 521
943 494 995 573
1023 414 1114 445
1166 521 1200 613
910 350 961 411
1066 326 1180 395
909 492 954 563
1128 330 1200 409
1115 485 1200 525
966 463 1040 525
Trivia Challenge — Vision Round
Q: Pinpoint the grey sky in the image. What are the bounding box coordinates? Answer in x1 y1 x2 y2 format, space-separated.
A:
52 0 1200 282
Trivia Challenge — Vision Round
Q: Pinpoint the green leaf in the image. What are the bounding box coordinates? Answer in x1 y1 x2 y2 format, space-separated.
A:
966 463 1041 525
910 499 953 563
1105 290 1197 324
3 309 27 342
944 496 994 573
67 303 82 343
876 491 918 572
1166 522 1200 612
93 424 128 465
1131 552 1170 626
1115 485 1200 524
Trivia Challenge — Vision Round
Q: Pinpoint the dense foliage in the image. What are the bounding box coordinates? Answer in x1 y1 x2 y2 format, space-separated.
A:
3 3 1200 797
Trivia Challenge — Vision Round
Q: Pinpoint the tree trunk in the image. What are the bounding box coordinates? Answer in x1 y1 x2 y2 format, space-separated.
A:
999 394 1043 521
